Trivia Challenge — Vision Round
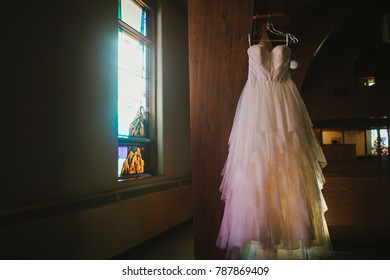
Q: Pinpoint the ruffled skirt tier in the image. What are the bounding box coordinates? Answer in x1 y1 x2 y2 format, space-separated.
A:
216 77 333 259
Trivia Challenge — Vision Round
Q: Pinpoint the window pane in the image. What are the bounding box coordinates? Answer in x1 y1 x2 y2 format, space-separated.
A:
370 129 389 156
118 29 149 138
118 145 150 177
322 129 342 144
119 0 148 36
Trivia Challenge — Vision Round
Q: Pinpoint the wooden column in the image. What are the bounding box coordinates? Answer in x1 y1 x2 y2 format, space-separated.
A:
188 0 254 259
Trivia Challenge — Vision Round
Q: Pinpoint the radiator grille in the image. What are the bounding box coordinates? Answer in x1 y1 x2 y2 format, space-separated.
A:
0 179 191 231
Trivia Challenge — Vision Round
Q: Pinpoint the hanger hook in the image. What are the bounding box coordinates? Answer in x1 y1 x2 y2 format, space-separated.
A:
267 14 272 29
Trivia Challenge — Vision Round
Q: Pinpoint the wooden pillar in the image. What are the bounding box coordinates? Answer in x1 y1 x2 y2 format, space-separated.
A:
188 0 254 259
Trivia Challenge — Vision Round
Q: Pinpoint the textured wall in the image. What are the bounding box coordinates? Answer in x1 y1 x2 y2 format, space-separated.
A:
188 0 254 259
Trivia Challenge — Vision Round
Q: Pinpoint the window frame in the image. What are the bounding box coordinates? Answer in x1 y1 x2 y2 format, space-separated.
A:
117 0 156 181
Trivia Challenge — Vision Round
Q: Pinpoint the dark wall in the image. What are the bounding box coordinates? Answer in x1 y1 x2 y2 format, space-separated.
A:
303 57 390 121
301 0 390 121
3 0 118 207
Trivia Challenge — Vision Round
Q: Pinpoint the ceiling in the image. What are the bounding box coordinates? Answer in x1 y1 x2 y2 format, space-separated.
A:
258 0 389 70
179 0 389 88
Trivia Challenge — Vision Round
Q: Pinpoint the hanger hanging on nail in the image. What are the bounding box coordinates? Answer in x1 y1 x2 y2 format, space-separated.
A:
265 20 298 46
248 13 298 47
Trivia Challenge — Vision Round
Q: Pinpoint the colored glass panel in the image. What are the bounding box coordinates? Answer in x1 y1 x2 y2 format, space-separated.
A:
370 129 389 156
118 145 149 177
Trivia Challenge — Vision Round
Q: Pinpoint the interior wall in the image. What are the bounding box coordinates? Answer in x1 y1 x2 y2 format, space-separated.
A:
3 0 118 208
303 59 390 121
0 185 192 259
344 130 366 156
289 0 362 91
299 1 390 121
1 0 192 259
158 0 192 179
323 177 390 228
188 0 254 259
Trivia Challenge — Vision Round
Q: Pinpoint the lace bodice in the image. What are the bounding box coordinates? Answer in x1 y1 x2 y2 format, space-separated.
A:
247 44 291 82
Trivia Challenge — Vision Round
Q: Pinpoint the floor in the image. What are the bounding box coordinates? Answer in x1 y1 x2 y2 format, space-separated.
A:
113 157 390 260
113 219 195 260
112 219 390 260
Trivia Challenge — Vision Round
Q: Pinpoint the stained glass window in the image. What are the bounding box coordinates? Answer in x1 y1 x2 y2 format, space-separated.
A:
358 76 376 87
118 0 154 179
370 129 389 157
118 145 150 177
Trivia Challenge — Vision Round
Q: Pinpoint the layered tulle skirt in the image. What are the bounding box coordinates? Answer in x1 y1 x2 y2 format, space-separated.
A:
216 77 333 259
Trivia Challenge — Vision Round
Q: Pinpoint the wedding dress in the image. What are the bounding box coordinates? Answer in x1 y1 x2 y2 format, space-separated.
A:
216 43 333 259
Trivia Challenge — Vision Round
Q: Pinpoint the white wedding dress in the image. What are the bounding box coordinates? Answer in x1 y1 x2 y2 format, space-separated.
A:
216 44 333 259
